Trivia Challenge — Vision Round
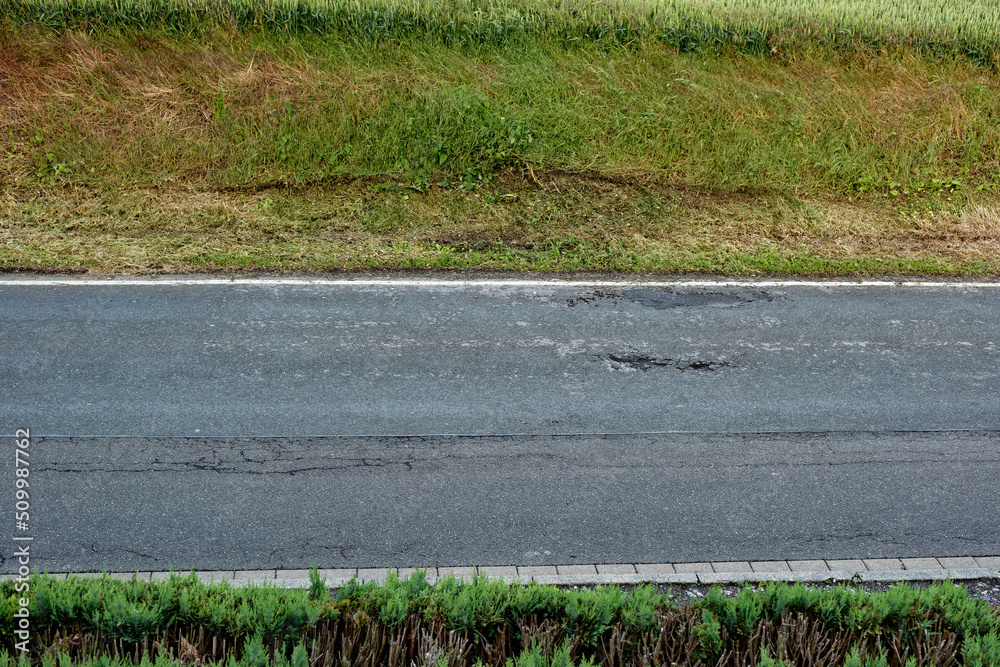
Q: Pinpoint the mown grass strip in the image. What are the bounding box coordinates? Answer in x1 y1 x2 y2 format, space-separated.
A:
3 178 998 276
3 571 999 665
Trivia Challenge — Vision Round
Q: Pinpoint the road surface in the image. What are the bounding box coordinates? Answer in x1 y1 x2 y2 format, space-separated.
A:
2 277 998 572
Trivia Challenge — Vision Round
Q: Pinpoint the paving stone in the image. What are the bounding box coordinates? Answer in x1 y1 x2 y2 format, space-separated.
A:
938 557 979 569
597 564 637 575
189 571 234 583
318 569 357 580
518 566 557 577
826 559 866 571
784 571 853 582
699 571 781 584
437 566 477 578
80 572 150 581
357 568 394 580
635 563 675 574
863 559 903 571
712 561 752 573
271 580 314 589
556 564 598 576
975 556 1000 569
266 569 303 579
148 571 228 582
233 570 276 582
151 570 215 580
788 560 828 572
673 562 713 574
751 561 791 572
862 570 951 582
901 558 941 571
652 573 700 584
478 566 517 578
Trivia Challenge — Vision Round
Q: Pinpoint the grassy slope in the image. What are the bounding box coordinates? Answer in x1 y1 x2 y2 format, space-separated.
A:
1 18 999 275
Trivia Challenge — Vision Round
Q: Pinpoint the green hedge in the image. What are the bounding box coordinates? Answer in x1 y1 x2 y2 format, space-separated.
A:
1 571 998 666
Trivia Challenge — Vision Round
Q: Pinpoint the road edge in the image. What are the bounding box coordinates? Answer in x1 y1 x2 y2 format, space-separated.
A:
24 558 1000 588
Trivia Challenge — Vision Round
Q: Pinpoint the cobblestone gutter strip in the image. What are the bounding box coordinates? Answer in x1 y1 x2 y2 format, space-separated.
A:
33 556 1000 588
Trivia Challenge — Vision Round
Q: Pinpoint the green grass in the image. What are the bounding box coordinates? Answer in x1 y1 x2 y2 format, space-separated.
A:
7 30 999 194
1 0 999 275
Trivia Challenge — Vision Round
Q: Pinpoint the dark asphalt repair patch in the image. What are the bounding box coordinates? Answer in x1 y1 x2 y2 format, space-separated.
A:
604 353 734 372
622 288 774 309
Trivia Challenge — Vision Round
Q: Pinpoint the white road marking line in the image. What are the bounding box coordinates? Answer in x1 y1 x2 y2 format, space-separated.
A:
0 278 999 287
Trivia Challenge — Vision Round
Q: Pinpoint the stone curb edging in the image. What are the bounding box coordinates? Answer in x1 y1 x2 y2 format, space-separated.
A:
19 557 1000 588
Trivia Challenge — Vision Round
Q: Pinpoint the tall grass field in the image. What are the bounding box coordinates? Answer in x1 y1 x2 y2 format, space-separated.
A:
5 0 1000 62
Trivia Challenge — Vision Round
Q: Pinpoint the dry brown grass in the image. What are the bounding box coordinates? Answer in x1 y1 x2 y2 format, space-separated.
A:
0 29 366 185
2 174 998 274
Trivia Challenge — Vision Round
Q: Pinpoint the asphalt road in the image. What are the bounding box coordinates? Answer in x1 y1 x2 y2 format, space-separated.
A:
2 278 999 571
16 431 1000 573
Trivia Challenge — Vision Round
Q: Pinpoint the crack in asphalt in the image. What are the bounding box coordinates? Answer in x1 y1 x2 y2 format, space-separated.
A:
74 538 361 569
42 459 415 474
24 434 1000 480
33 454 1000 475
35 439 584 474
119 546 160 561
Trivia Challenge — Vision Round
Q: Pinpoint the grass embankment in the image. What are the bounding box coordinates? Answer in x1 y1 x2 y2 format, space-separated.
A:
4 571 1000 666
1 0 999 275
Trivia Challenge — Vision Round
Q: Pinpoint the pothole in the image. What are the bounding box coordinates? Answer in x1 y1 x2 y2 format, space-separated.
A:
566 290 618 307
604 353 734 372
